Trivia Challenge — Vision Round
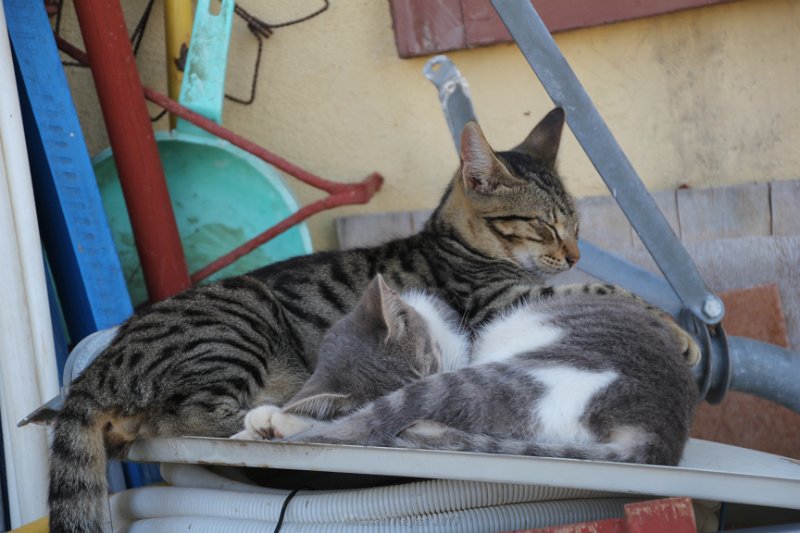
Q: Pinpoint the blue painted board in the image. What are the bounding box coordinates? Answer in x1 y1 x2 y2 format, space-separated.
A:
6 0 159 487
6 0 133 340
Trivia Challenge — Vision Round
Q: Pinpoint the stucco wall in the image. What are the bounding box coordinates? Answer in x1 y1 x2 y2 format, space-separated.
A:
59 0 800 251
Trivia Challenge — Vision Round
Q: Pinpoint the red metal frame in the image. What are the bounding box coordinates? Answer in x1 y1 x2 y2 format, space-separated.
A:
73 0 191 301
142 90 383 283
56 25 383 289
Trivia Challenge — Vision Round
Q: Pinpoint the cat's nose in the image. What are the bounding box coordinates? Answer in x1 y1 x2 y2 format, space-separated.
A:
563 240 580 266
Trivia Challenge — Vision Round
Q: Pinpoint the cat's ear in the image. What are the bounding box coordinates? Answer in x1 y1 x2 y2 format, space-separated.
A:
361 274 408 339
513 107 565 170
460 122 520 196
283 393 356 420
376 275 408 339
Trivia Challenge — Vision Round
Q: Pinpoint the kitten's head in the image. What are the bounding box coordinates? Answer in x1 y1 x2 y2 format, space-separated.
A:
284 275 440 419
439 109 580 276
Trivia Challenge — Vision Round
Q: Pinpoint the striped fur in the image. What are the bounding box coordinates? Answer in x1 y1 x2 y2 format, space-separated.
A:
48 109 592 531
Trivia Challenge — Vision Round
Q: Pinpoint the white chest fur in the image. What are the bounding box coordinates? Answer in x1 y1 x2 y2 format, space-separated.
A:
471 306 562 364
402 292 471 371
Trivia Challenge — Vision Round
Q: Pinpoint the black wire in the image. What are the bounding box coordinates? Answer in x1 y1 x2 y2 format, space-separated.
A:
130 0 157 56
55 0 154 69
55 0 331 110
718 501 728 530
149 108 168 123
224 1 330 106
273 486 309 533
266 0 330 28
233 3 274 37
54 0 88 68
224 15 265 105
54 0 64 35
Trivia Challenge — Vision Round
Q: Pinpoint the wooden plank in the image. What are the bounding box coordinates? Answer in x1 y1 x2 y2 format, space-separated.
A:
335 212 415 250
390 0 735 58
532 0 736 35
461 0 511 47
388 0 465 59
618 237 800 338
576 195 634 250
8 0 161 492
8 0 135 338
410 209 434 232
677 183 771 242
770 180 800 237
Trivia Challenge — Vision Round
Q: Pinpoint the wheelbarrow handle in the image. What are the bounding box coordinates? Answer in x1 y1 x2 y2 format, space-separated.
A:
176 0 235 136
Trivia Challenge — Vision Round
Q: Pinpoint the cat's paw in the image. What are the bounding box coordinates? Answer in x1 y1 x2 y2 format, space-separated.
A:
679 329 702 367
667 322 701 367
231 404 281 440
270 411 318 439
230 405 319 440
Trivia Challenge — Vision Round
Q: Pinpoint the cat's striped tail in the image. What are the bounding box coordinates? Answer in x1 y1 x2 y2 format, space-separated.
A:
48 399 110 533
394 421 653 464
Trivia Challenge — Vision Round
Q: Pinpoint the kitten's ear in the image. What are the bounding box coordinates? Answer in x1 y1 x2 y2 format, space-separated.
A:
283 393 355 420
513 107 565 170
361 274 407 339
377 275 407 339
460 122 519 195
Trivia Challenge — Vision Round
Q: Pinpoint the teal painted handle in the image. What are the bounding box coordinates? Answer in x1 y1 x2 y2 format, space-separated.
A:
176 0 235 136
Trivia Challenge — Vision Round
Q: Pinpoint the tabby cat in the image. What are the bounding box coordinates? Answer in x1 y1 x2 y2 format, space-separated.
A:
243 274 698 466
43 108 677 532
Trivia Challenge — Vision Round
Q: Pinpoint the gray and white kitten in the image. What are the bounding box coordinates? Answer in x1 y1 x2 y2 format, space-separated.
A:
236 276 698 466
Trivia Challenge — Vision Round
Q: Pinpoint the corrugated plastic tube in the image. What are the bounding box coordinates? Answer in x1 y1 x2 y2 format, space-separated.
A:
157 463 620 520
160 464 287 495
117 499 633 532
111 464 633 530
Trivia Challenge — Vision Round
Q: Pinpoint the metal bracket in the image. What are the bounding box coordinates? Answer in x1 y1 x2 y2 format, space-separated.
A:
421 23 740 405
420 6 800 413
489 0 724 326
423 56 478 154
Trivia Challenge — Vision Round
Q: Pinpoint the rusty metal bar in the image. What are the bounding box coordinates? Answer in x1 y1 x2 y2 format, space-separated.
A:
55 35 384 283
72 0 191 301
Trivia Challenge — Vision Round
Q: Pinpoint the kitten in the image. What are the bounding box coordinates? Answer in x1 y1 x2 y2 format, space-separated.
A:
232 274 470 439
41 108 688 531
251 277 699 466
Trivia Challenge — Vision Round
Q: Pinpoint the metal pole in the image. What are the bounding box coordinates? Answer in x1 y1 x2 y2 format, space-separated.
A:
73 0 191 302
490 0 725 325
423 56 479 154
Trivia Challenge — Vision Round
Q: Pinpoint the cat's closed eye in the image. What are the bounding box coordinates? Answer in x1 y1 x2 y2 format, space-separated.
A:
534 219 558 241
